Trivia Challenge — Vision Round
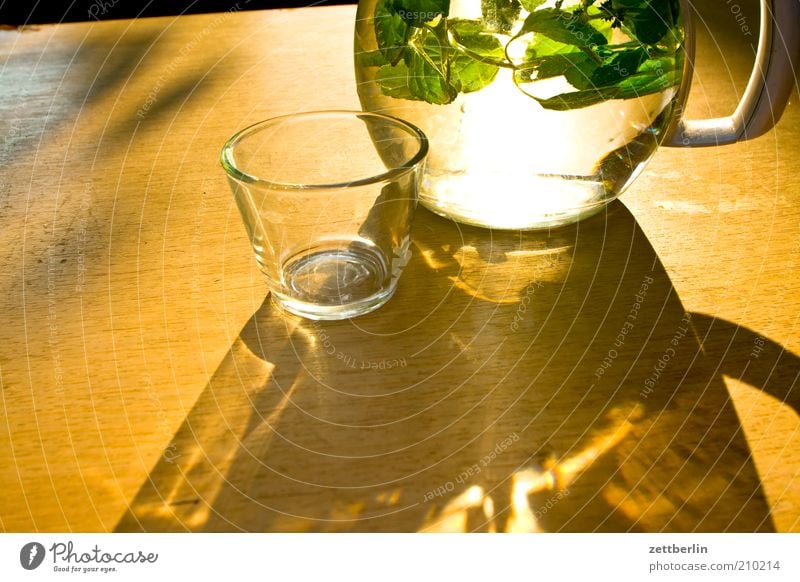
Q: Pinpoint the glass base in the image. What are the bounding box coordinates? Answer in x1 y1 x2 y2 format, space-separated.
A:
419 197 611 231
270 284 398 321
270 240 401 320
418 171 616 230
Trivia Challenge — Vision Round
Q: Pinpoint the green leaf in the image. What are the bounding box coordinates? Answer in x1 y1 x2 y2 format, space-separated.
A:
536 51 597 81
450 19 507 63
615 66 680 94
534 86 618 110
525 46 647 91
590 47 648 87
534 67 681 110
406 55 457 104
376 19 501 104
520 0 546 11
514 33 584 83
637 55 676 75
452 51 500 93
405 26 460 104
519 8 608 48
357 49 390 68
525 30 579 60
481 0 521 33
445 20 503 93
563 56 601 90
516 7 618 89
374 0 408 64
376 61 419 100
610 0 673 45
447 20 502 95
394 0 451 26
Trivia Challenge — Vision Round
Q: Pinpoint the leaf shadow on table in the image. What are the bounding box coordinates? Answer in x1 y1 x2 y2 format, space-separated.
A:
2 29 150 163
0 24 231 301
116 202 799 532
1 24 225 168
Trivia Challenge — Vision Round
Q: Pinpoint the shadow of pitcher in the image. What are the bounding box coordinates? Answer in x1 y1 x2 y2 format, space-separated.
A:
116 202 799 532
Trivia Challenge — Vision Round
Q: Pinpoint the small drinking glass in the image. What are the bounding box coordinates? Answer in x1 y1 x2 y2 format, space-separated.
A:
221 110 428 320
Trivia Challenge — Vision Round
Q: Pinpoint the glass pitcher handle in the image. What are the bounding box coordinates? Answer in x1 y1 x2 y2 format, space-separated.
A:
667 0 800 147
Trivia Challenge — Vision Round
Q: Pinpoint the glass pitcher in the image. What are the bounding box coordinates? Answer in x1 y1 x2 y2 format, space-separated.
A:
355 0 799 229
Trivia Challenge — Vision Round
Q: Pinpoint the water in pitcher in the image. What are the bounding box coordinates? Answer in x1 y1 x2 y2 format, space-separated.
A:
418 67 678 229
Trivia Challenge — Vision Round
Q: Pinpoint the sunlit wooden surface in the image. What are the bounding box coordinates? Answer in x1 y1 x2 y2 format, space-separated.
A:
1 2 798 532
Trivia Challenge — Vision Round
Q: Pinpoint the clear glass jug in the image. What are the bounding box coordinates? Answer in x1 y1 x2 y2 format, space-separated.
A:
355 0 800 229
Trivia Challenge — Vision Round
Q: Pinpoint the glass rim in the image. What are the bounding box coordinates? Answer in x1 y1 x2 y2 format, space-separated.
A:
219 110 429 191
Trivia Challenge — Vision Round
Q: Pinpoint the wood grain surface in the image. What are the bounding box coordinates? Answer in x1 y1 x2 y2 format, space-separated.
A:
0 2 798 532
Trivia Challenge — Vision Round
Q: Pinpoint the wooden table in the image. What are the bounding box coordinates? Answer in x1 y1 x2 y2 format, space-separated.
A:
1 2 798 533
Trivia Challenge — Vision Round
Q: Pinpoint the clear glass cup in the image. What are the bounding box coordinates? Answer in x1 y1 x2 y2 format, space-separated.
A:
221 110 428 320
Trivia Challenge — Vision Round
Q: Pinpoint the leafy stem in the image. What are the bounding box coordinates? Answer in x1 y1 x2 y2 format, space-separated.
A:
368 0 683 110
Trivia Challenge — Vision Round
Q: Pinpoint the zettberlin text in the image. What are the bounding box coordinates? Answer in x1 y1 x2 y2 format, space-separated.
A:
649 544 708 554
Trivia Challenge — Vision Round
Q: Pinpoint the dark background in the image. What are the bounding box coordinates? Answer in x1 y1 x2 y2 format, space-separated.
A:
0 1 357 25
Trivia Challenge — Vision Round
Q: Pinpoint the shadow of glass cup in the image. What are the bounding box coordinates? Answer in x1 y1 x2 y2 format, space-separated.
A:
117 202 799 532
